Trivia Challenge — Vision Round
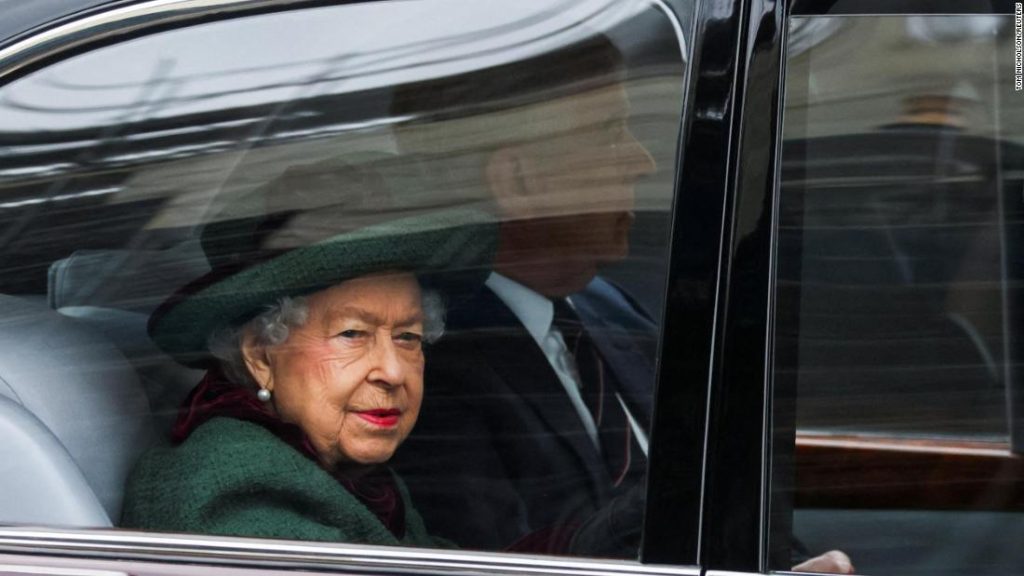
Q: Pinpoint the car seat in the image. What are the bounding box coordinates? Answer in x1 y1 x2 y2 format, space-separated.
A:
0 294 155 526
47 245 207 428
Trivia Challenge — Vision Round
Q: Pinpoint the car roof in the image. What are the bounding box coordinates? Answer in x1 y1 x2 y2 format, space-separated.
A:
0 0 144 50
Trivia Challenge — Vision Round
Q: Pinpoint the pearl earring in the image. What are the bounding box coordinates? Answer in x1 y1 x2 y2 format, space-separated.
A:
257 388 271 402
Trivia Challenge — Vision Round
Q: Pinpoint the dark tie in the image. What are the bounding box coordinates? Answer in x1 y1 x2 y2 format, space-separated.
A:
551 298 645 487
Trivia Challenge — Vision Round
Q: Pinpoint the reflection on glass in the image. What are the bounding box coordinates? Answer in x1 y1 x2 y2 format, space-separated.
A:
780 14 1014 439
773 13 1024 576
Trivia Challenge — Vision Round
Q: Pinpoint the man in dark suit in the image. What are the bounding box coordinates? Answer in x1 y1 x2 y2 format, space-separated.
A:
390 35 659 555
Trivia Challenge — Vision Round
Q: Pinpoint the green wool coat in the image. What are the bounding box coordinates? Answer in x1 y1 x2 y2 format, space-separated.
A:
121 417 439 547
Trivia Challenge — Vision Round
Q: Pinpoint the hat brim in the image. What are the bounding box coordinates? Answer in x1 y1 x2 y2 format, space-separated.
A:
149 208 496 366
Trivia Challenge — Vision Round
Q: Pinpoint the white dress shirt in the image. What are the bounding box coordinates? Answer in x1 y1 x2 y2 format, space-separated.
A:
485 272 649 456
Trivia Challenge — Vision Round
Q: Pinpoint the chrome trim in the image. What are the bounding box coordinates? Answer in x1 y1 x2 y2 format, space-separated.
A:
0 563 127 576
0 528 700 576
0 0 308 81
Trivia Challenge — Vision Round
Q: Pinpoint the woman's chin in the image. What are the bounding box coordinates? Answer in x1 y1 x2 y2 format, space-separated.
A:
350 451 394 466
333 440 400 467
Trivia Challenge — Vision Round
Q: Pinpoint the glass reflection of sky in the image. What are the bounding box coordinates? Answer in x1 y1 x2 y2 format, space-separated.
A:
0 0 650 132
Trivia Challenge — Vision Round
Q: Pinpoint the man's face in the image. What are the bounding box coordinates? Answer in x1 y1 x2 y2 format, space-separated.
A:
499 83 657 294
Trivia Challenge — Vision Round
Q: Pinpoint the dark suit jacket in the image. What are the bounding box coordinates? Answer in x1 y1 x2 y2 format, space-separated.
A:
393 276 659 552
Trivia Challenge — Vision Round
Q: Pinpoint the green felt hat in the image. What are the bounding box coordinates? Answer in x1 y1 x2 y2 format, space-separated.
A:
148 154 497 367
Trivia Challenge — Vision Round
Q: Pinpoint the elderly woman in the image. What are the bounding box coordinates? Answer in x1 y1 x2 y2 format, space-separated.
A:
120 158 495 546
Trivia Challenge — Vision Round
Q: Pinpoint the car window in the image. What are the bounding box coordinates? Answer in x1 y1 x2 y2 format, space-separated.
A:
770 9 1024 575
0 0 692 562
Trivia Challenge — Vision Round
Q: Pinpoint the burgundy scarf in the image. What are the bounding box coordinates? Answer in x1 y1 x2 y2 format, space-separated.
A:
173 370 406 538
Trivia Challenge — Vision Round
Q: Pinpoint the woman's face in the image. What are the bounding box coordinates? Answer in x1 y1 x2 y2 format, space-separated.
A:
243 273 425 468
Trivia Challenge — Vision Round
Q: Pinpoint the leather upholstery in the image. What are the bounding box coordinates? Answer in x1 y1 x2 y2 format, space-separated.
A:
0 294 155 523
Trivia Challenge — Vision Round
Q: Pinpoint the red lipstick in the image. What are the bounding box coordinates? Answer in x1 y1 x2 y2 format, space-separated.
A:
356 408 401 428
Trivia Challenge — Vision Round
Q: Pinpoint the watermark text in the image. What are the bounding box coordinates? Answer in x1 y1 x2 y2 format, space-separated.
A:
1016 3 1022 90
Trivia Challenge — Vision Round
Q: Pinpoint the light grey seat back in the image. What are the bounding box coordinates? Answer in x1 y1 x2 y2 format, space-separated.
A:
58 306 203 429
0 395 109 526
0 294 156 524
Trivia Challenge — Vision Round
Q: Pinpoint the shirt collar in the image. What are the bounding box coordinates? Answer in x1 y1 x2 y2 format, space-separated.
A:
485 272 553 346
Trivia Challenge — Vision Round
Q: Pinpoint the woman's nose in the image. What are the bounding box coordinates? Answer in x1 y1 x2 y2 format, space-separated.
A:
367 338 407 387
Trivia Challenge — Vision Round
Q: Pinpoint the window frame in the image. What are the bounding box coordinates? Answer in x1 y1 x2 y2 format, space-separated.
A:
686 0 788 572
0 0 715 573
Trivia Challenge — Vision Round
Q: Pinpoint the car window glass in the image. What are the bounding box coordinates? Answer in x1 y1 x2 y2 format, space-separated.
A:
0 0 691 561
771 11 1024 575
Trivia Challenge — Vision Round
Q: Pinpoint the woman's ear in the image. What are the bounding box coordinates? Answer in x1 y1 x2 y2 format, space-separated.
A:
485 145 544 219
240 331 274 391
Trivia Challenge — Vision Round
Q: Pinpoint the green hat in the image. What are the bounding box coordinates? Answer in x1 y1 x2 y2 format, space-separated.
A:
148 154 497 367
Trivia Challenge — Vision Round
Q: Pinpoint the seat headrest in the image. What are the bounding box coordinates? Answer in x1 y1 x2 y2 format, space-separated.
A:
47 241 209 312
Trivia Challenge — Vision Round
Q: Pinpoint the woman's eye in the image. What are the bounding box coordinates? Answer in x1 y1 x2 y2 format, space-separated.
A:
337 329 367 339
395 332 423 346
